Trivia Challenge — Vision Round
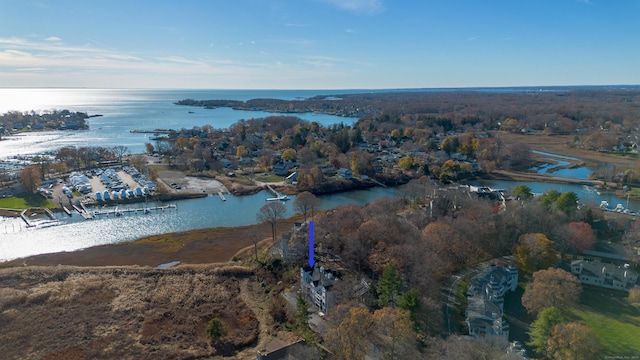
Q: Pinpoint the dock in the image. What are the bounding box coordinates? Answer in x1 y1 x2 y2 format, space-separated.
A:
43 208 56 220
218 191 226 201
92 204 177 217
265 184 290 201
73 204 94 219
62 206 72 216
20 210 33 227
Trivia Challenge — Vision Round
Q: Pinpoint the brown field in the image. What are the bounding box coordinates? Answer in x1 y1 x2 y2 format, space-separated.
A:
495 131 639 170
0 264 267 360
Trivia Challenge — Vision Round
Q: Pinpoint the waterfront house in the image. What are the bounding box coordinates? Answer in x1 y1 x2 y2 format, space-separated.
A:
337 168 352 179
273 162 291 176
300 264 339 314
571 259 637 291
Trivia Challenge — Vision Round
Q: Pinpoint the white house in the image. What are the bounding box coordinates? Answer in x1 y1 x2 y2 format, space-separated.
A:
571 259 637 291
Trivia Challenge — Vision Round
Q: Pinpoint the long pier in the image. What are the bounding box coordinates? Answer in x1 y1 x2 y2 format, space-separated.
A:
218 191 226 201
92 204 177 217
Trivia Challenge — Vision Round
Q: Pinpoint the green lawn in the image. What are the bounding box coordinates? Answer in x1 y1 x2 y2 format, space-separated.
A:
258 175 284 183
0 193 55 209
569 286 640 356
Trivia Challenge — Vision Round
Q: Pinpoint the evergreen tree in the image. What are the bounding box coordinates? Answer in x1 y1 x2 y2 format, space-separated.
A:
377 264 403 308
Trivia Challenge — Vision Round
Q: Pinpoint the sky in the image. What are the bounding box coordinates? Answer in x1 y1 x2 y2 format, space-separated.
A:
0 0 639 89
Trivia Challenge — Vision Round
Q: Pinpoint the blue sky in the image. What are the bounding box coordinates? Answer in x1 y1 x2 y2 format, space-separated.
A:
0 0 638 89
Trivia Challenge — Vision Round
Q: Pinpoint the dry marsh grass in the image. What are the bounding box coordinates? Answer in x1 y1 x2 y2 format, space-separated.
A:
0 265 259 360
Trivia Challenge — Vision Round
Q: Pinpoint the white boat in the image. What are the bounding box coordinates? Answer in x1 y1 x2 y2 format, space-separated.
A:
266 194 290 201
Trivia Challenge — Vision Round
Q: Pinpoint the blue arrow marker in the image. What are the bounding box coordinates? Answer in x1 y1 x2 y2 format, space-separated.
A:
308 221 315 267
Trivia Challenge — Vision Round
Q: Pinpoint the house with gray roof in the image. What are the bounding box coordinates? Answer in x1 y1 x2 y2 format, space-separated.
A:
300 264 339 314
465 264 518 345
571 259 637 291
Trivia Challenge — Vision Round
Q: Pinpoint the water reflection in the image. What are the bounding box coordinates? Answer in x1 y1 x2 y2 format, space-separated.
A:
0 187 398 262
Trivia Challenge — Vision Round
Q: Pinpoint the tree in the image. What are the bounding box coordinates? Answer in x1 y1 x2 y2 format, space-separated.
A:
565 221 595 255
556 191 579 214
514 233 559 274
546 322 601 360
522 268 582 314
145 142 155 154
371 307 418 360
512 184 533 201
236 145 248 157
205 317 227 345
440 136 459 155
325 306 375 360
20 165 42 193
398 288 420 328
398 156 414 171
528 306 565 357
293 191 318 222
112 145 129 163
294 293 310 330
377 264 403 308
540 189 561 207
257 202 286 243
281 148 296 161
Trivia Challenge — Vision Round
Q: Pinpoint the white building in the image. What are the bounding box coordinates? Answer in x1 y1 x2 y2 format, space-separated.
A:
571 259 637 291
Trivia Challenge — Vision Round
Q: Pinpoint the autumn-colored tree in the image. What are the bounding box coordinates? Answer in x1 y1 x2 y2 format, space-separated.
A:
440 135 459 155
514 233 559 274
522 268 582 314
325 307 374 360
565 221 595 255
349 150 372 176
20 165 42 193
293 191 318 222
398 156 414 171
546 322 601 360
281 148 296 161
257 202 286 243
236 145 248 157
372 307 418 360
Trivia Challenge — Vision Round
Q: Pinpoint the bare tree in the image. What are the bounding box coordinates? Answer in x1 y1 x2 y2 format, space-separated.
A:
257 202 286 243
293 191 318 222
112 145 129 163
20 165 42 193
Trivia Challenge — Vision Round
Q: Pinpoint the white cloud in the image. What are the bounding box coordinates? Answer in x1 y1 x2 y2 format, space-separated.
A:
45 36 61 42
15 68 47 72
322 0 384 14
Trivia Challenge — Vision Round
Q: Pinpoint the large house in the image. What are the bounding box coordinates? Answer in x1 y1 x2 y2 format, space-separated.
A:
571 259 638 291
300 264 339 314
465 264 518 344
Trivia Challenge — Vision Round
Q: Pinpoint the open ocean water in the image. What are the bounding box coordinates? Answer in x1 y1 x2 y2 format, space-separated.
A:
0 88 362 157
